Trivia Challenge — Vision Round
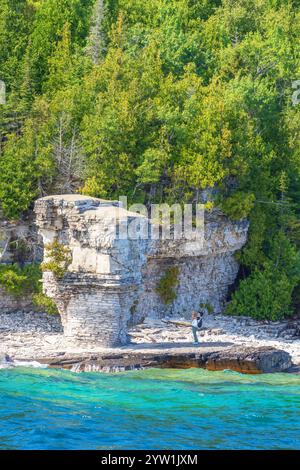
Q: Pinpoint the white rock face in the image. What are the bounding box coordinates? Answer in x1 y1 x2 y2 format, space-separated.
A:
34 195 248 347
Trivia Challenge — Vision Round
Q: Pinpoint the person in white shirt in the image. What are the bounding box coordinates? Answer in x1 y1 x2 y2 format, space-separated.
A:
191 311 204 345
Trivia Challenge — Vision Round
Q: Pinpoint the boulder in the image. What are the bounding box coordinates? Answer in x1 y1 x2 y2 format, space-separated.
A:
206 346 292 374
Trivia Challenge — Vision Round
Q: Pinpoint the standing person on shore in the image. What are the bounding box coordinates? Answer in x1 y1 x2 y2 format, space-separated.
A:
191 311 204 345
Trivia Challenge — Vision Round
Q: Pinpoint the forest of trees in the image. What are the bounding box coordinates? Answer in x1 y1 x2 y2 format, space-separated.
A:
1 0 300 320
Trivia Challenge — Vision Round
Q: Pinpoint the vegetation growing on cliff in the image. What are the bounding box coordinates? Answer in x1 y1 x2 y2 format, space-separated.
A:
32 292 59 315
156 266 180 305
41 240 72 279
0 0 300 319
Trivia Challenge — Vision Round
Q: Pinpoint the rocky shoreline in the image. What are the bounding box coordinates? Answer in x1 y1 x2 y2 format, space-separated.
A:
130 314 300 364
1 311 300 374
32 345 292 374
2 195 297 375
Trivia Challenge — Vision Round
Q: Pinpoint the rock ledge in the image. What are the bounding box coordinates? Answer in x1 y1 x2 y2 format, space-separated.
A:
33 345 292 374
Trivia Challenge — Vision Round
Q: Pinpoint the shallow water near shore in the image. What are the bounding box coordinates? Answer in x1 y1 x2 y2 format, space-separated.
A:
0 367 300 450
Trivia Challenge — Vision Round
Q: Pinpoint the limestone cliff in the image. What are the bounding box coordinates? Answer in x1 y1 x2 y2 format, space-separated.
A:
34 195 248 347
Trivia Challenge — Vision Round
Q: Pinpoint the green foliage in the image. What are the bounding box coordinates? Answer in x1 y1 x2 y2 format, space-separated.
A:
0 258 59 316
0 128 41 219
226 267 295 321
41 240 72 279
0 263 41 297
26 0 95 94
227 232 300 320
156 266 180 305
32 292 59 315
221 192 255 220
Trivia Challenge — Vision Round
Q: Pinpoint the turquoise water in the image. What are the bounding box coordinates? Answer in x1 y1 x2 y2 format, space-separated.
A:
0 367 300 450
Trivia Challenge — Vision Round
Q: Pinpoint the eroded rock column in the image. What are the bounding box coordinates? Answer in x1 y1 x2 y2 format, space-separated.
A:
35 195 149 347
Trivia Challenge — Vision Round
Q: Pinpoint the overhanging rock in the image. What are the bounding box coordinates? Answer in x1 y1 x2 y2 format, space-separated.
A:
34 195 248 347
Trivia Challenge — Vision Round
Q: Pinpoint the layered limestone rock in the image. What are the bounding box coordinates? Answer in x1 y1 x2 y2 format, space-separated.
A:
136 212 248 323
35 195 248 347
0 288 34 313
